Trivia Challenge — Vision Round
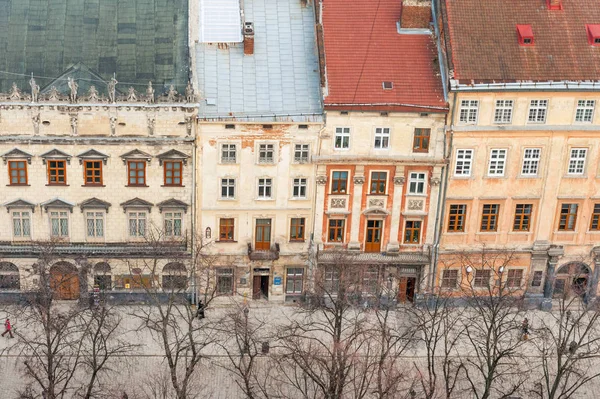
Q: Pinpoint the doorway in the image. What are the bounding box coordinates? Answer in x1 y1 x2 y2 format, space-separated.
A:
398 277 416 303
253 275 269 300
365 220 382 252
50 262 80 300
553 262 590 298
255 219 271 251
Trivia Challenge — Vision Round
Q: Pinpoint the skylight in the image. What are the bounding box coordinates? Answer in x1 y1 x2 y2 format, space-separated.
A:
199 0 243 43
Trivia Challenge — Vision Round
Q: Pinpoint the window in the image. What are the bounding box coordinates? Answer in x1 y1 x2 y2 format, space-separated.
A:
517 24 534 45
258 144 274 163
221 178 235 199
164 212 183 237
408 172 426 194
328 219 345 242
217 268 234 295
324 267 340 293
128 161 146 186
586 24 600 45
47 160 67 185
221 144 237 163
128 212 146 237
493 100 514 124
294 144 310 163
473 270 491 288
334 127 350 149
480 204 500 232
448 205 467 232
362 266 380 294
86 212 104 238
374 128 390 149
12 211 31 238
531 271 543 287
590 204 600 231
413 128 431 152
454 149 473 176
575 100 595 123
286 268 304 295
459 100 479 124
567 148 587 175
441 270 458 289
290 218 305 241
8 161 27 185
558 204 578 231
513 204 533 231
84 161 103 185
258 178 272 198
50 211 69 237
521 148 541 176
487 149 507 176
162 263 187 290
370 171 387 194
506 269 523 288
528 100 548 123
331 171 348 194
292 178 307 198
219 218 235 241
404 220 421 244
164 161 182 186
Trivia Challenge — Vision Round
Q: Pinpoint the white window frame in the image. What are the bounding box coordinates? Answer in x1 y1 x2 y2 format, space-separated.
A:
220 178 236 199
257 178 273 199
575 100 595 123
294 143 310 163
567 148 588 175
459 100 479 124
454 149 474 177
334 127 351 150
164 211 183 237
85 211 105 239
487 149 507 177
292 178 308 199
50 210 69 238
408 172 427 194
493 100 514 124
12 210 31 239
258 143 275 164
527 100 548 124
373 127 390 149
521 148 541 176
220 143 237 164
128 211 147 238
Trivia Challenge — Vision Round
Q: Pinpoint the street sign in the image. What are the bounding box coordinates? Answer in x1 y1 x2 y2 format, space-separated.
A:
273 276 282 285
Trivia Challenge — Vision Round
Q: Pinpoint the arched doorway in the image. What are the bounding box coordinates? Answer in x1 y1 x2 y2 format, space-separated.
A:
50 262 80 300
0 262 20 290
93 262 112 291
553 262 591 298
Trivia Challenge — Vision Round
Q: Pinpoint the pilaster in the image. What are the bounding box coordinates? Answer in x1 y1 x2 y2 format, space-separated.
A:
314 165 328 246
387 167 405 252
348 166 364 250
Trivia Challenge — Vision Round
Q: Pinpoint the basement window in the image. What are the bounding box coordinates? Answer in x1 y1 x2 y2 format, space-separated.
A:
382 81 393 90
586 25 600 46
262 124 273 129
298 124 308 129
517 25 534 46
225 124 235 129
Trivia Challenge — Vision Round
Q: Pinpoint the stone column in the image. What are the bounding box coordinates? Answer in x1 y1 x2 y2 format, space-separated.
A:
588 246 600 304
543 246 564 299
528 241 550 296
348 166 364 251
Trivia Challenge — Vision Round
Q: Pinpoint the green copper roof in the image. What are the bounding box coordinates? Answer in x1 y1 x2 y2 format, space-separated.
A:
0 0 189 94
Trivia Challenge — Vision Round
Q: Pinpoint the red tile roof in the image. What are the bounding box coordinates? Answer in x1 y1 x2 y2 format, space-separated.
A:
443 0 600 83
321 0 447 112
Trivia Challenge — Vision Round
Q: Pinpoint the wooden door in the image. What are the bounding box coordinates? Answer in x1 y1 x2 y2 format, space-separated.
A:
365 220 382 252
398 277 408 303
50 264 80 300
255 219 271 251
253 276 262 300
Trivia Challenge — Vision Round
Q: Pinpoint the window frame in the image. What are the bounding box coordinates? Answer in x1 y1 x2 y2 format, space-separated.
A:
258 143 275 164
334 127 351 150
521 148 541 176
373 127 390 149
369 171 387 195
294 143 310 163
216 268 234 295
493 99 514 124
290 217 306 242
219 218 235 241
590 204 600 231
487 149 507 177
221 143 237 164
286 268 304 295
513 204 533 232
85 211 105 239
575 100 595 123
127 160 147 187
506 269 524 288
220 178 236 200
567 148 587 175
12 210 31 239
49 210 69 238
441 269 458 289
448 204 467 232
413 128 431 153
527 99 548 124
458 100 479 124
292 178 308 199
47 160 67 185
408 172 427 195
558 203 579 231
473 269 491 288
403 220 422 244
328 219 345 243
480 204 500 232
83 160 103 186
454 149 474 177
331 171 349 194
257 178 273 199
128 211 147 238
8 160 28 185
164 211 183 237
163 161 183 187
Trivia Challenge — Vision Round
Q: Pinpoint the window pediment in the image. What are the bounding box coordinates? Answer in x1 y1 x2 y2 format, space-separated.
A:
362 208 390 218
157 198 189 213
157 149 189 165
120 149 152 164
80 197 111 213
120 197 153 213
41 198 75 213
1 148 33 164
77 149 109 165
4 198 36 213
40 149 72 165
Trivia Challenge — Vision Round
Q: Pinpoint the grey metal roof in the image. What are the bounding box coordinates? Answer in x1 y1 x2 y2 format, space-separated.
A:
195 0 323 121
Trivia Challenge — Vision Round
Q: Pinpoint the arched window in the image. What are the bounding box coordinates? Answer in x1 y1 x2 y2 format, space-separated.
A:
94 262 112 290
0 262 20 290
554 262 591 298
162 262 188 290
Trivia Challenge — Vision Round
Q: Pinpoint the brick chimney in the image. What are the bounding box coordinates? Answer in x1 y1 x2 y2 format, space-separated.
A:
243 22 254 56
547 0 563 10
400 0 432 30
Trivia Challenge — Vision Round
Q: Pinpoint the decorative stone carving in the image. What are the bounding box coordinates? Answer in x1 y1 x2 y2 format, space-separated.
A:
185 115 193 136
353 175 365 185
331 198 346 208
67 77 78 103
147 115 156 135
70 114 78 135
107 77 118 103
394 176 405 185
9 83 21 100
408 199 424 211
368 199 385 208
47 86 60 102
185 81 195 102
167 85 178 102
87 86 99 102
29 77 40 103
109 117 117 136
146 81 155 104
430 176 441 186
32 113 40 135
316 175 327 185
126 87 137 102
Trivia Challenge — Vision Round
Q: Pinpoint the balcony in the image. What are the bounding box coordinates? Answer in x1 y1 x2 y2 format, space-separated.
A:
247 243 280 261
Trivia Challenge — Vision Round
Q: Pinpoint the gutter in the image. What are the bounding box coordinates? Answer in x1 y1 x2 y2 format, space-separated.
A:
451 79 600 92
325 103 449 111
191 117 198 305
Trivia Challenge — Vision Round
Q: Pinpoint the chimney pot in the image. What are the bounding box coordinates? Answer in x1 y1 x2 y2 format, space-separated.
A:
243 22 255 55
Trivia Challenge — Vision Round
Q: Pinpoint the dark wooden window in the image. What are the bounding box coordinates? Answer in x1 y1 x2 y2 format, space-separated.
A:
370 171 387 194
164 161 182 186
513 204 532 231
328 219 345 242
413 128 431 152
128 161 146 186
8 161 27 185
217 268 234 295
448 204 467 232
255 219 271 250
558 204 578 231
474 270 491 288
84 161 103 185
219 218 234 241
506 269 523 288
404 220 421 244
48 160 67 185
365 220 382 252
441 270 458 289
480 204 500 232
331 171 348 194
590 204 600 230
290 218 305 241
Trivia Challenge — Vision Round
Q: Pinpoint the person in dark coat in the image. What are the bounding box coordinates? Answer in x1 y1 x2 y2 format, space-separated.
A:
2 318 13 338
196 300 205 320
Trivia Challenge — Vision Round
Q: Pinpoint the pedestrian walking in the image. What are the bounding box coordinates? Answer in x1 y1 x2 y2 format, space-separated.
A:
2 318 13 338
196 300 205 320
521 317 529 341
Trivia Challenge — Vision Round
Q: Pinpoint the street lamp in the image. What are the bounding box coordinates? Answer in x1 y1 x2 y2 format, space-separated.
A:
466 266 473 274
498 266 505 274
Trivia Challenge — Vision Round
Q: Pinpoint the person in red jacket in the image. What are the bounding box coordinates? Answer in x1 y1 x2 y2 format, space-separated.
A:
2 318 13 338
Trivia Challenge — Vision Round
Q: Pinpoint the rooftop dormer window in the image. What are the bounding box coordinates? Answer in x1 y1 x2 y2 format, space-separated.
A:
382 81 393 90
586 24 600 46
517 25 534 46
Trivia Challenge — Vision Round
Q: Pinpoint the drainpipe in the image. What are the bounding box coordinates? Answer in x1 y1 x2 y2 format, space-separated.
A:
191 120 198 306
